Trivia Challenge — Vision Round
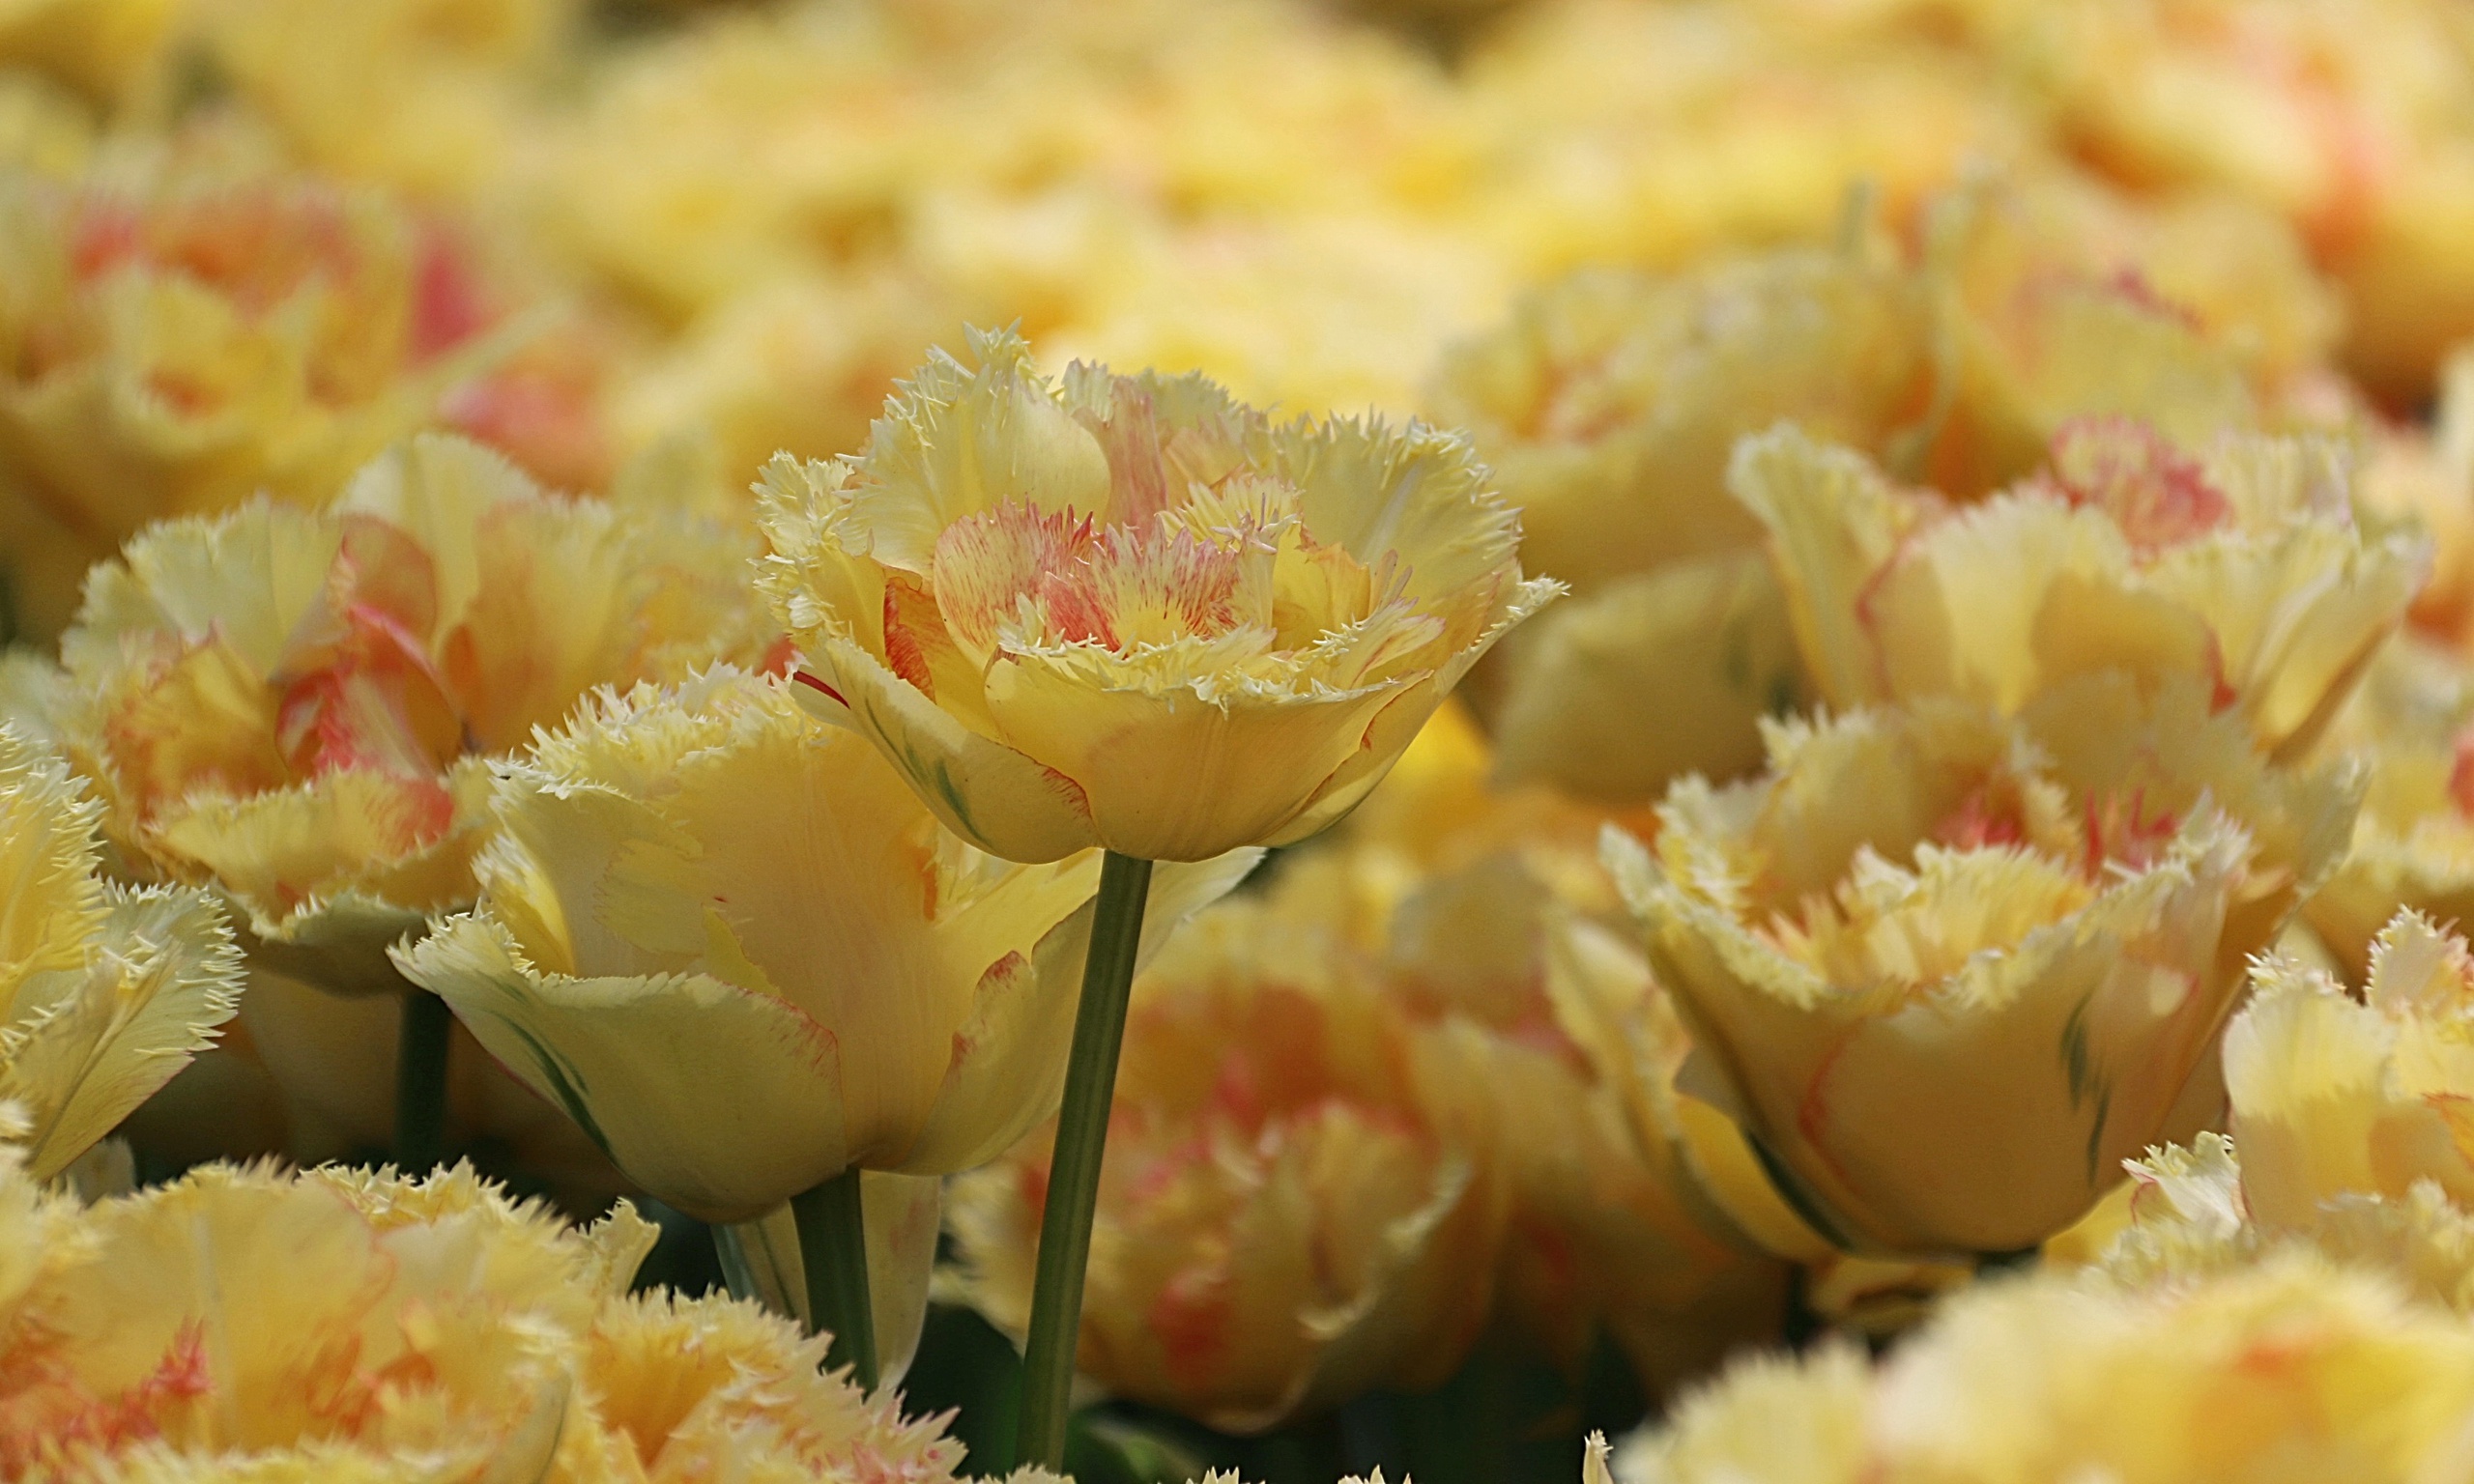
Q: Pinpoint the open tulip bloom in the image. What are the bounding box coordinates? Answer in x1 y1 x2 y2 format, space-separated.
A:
396 668 1254 1385
1607 673 2359 1259
756 326 1553 1458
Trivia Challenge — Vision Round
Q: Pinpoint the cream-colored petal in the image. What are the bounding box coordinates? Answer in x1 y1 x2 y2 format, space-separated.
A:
1490 553 1808 804
397 914 849 1224
983 647 1402 862
3 884 242 1180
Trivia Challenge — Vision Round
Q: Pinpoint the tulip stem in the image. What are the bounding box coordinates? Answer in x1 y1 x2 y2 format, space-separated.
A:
1016 850 1154 1470
792 1168 878 1391
393 989 453 1172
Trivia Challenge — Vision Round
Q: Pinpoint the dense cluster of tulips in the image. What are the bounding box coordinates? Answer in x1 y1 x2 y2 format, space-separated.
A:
8 0 2474 1480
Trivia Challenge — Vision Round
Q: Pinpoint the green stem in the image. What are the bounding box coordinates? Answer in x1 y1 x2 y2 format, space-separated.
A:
394 989 453 1172
791 1168 878 1391
1015 850 1155 1470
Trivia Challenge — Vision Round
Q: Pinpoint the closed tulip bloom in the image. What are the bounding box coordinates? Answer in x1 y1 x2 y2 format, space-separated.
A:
395 668 1255 1223
51 432 762 994
946 899 1508 1432
1607 674 2358 1256
756 325 1557 864
1739 418 2428 761
0 726 241 1181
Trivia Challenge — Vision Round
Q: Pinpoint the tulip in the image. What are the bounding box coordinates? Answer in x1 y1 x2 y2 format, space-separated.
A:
396 666 1253 1380
2294 638 2474 977
399 665 1249 1219
45 431 762 1177
0 725 242 1181
757 326 1547 1456
1624 1249 2474 1484
1608 673 2359 1257
2105 1130 2474 1322
945 898 1508 1433
1263 699 1790 1387
0 1156 654 1478
2224 910 2474 1230
1738 418 2428 762
52 431 762 980
0 155 568 640
755 324 1557 867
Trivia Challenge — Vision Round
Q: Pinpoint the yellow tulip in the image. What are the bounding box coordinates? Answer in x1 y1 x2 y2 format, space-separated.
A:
1607 674 2359 1256
1426 247 1933 600
946 898 1508 1432
2356 348 2474 647
1426 248 1912 801
0 726 241 1181
1482 550 1810 806
50 432 762 994
755 325 1558 864
394 667 1255 1223
1265 699 1789 1388
556 1290 968 1484
2106 1131 2474 1321
2294 638 2474 977
1622 1250 2474 1484
0 1156 653 1478
2223 909 2474 1230
0 155 553 639
1739 420 2428 761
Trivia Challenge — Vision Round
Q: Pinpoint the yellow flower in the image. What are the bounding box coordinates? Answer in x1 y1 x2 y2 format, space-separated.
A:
0 1156 652 1478
0 154 544 639
1482 549 1810 805
1266 706 1788 1389
1427 247 1934 601
2356 347 2474 647
1740 420 2428 761
756 326 1557 864
559 1291 965 1484
1621 1251 2474 1484
395 667 1254 1223
51 432 762 993
0 727 241 1181
947 899 1507 1432
2222 909 2474 1231
2293 638 2474 977
1607 674 2358 1256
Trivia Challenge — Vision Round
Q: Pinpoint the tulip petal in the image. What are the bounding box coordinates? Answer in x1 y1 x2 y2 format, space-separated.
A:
401 915 850 1224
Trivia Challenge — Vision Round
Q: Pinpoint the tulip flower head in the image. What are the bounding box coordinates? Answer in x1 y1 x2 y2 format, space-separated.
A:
1621 1249 2474 1484
947 899 1507 1431
1739 419 2429 762
0 1157 654 1477
1608 675 2359 1256
2225 910 2474 1231
396 667 1255 1223
757 326 1559 864
51 432 762 994
0 156 555 639
0 726 241 1181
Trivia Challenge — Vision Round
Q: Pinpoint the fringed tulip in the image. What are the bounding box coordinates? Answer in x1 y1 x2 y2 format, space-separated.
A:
947 899 1508 1432
0 726 241 1180
1739 418 2427 761
1608 674 2358 1256
756 325 1557 864
395 667 1255 1221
